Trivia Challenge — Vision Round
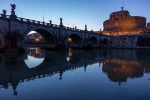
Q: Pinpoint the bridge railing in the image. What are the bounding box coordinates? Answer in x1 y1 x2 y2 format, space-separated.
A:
6 15 10 19
16 17 58 27
64 27 83 31
0 14 98 34
0 14 2 18
0 14 9 19
16 17 88 32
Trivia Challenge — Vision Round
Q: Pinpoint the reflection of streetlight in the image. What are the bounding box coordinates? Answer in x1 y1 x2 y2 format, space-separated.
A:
68 49 72 57
67 57 70 61
36 47 39 55
67 49 72 61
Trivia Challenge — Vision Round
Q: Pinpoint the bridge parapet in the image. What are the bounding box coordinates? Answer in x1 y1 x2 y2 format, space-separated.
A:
0 13 89 33
0 15 99 38
0 14 97 34
16 16 62 28
6 15 10 19
0 14 9 19
64 26 85 32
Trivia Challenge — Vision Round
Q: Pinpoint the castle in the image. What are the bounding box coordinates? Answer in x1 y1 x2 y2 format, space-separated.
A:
103 7 147 36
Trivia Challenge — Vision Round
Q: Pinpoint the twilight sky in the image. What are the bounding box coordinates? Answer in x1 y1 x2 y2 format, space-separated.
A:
0 0 150 31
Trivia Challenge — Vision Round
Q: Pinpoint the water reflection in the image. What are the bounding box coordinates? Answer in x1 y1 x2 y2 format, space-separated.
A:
102 49 150 84
0 48 150 96
24 48 45 68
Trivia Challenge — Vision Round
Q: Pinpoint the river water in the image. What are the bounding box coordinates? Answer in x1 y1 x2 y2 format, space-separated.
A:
0 48 150 100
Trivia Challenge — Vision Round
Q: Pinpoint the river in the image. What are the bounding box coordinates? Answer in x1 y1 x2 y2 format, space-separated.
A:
0 48 150 100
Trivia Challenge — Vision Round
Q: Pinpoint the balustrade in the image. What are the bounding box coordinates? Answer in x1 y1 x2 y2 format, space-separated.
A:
6 15 9 18
32 20 35 23
0 15 94 34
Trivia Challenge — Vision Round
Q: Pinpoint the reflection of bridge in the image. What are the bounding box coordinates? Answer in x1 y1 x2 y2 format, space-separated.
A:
0 49 102 95
0 49 102 85
0 4 100 49
0 48 150 95
25 48 45 58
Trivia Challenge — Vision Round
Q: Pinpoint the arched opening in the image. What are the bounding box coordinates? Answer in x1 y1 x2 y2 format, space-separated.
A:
24 29 55 47
30 50 67 71
89 36 98 47
103 38 109 46
67 34 82 48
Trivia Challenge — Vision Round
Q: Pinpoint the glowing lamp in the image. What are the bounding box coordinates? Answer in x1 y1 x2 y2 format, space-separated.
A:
35 37 40 42
67 38 72 42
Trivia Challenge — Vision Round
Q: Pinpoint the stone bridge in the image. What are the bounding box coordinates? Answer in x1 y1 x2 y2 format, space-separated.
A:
0 4 101 49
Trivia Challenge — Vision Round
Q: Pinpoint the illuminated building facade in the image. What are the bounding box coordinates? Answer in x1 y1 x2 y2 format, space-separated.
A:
24 33 46 45
103 7 146 36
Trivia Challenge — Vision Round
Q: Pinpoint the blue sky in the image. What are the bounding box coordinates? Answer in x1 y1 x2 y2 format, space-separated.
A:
0 0 150 31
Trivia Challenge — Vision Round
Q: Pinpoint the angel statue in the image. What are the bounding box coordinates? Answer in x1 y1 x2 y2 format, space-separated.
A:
10 4 16 12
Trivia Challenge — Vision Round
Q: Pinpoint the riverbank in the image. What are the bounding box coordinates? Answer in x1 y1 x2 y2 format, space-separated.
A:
1 46 150 53
101 46 150 49
0 48 25 53
40 47 69 50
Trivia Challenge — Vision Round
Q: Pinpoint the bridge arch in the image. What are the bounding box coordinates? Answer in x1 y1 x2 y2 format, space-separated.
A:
28 50 67 72
23 27 56 47
89 36 99 47
29 53 56 71
67 32 83 47
103 38 109 46
0 30 5 48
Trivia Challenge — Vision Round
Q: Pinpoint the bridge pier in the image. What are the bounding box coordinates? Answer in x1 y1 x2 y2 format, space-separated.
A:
56 40 67 48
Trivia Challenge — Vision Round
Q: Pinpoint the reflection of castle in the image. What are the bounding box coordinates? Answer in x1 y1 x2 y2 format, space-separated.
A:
103 7 146 36
102 49 150 85
102 59 143 85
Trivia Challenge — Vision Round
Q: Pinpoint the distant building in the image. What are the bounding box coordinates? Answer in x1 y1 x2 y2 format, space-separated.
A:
24 33 46 45
103 7 146 36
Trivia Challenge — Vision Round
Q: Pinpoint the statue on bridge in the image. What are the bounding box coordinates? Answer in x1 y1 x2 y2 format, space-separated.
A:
2 9 6 15
10 4 16 12
10 4 17 18
2 9 7 18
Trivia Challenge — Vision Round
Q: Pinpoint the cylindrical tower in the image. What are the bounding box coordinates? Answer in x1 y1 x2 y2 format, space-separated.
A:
103 7 146 36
